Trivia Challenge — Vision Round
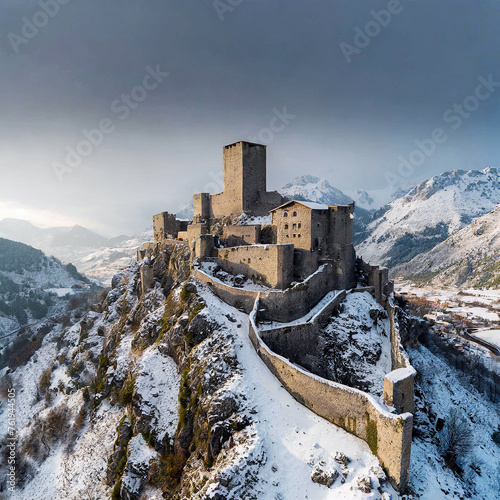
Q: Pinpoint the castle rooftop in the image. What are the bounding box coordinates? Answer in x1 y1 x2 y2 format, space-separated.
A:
269 200 330 212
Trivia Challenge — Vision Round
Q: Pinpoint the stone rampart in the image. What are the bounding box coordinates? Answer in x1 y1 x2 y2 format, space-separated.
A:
383 296 415 415
257 290 346 373
249 299 413 491
194 264 339 322
217 244 294 289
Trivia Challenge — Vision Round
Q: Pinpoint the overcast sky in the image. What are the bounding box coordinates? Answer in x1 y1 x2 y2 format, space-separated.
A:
1 0 499 235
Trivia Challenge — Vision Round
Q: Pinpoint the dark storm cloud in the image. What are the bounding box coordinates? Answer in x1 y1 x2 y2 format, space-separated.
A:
1 0 499 234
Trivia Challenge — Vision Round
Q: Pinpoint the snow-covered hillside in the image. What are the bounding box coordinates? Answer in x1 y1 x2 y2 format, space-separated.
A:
2 237 499 498
0 238 88 336
392 205 500 288
356 167 500 268
51 228 153 286
408 343 500 499
0 219 153 286
1 250 400 499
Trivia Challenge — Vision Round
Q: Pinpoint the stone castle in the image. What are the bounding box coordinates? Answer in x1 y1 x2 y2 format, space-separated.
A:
145 140 373 294
138 140 414 491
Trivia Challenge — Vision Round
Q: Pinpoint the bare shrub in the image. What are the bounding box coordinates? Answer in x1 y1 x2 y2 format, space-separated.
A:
439 408 475 467
38 366 53 394
44 403 71 444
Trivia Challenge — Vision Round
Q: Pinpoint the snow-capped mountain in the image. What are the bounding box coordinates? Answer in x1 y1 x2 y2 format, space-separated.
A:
356 167 500 268
176 201 195 220
280 175 353 206
279 175 373 244
393 205 500 288
0 219 153 285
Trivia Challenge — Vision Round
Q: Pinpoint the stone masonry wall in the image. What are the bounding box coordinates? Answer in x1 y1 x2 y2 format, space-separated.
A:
193 264 339 322
194 267 259 312
249 300 413 491
223 224 261 247
153 212 177 242
217 244 294 289
383 296 416 415
258 290 346 374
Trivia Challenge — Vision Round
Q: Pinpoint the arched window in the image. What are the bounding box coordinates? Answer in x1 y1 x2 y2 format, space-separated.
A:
292 211 297 217
283 211 288 217
284 223 289 230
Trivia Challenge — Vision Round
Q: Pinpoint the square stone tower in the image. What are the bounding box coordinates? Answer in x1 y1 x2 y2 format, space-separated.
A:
221 141 267 215
194 140 285 220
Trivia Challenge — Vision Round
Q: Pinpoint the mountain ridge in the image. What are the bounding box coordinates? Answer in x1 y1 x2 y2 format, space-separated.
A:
356 167 500 268
392 204 500 288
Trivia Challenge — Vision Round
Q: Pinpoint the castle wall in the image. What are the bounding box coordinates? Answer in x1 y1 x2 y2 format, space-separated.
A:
153 212 177 242
258 287 416 416
223 224 261 247
194 267 260 312
258 290 346 374
137 242 155 261
357 259 392 305
327 244 357 290
384 296 415 415
140 263 154 296
222 142 245 214
194 264 340 322
225 142 267 213
256 191 286 215
193 193 211 222
249 301 413 492
328 205 354 246
217 244 294 289
178 223 209 242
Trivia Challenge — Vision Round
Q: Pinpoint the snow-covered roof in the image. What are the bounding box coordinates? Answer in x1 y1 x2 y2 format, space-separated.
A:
270 200 330 212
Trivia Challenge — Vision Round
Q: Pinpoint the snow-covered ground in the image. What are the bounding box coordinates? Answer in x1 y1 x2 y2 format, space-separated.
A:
408 345 500 499
396 280 500 322
199 261 272 291
473 329 500 349
196 282 398 499
321 291 392 397
135 347 180 445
